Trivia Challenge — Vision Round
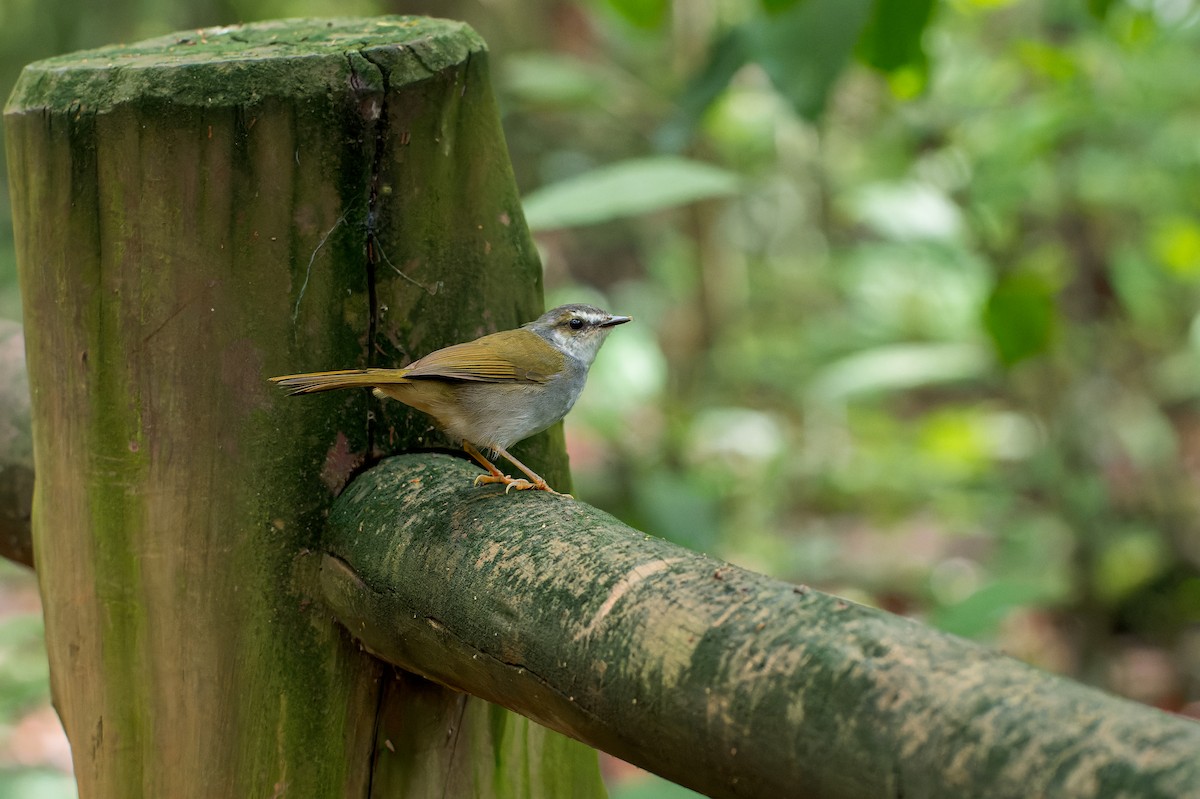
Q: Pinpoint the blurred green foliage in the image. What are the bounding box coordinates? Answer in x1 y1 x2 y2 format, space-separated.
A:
499 0 1200 712
3 0 1200 794
522 156 741 230
0 612 48 717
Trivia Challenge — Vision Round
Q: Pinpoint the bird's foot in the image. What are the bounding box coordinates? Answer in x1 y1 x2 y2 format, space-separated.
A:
473 472 534 492
472 472 571 497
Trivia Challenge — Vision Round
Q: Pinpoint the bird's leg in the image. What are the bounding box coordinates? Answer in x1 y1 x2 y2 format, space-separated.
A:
461 441 569 497
462 441 535 493
492 445 571 498
462 441 517 482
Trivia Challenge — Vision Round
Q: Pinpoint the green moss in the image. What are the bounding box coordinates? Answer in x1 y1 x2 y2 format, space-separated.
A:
84 236 151 790
5 17 485 114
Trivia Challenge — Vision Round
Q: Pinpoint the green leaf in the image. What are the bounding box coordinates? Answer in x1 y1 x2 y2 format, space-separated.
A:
745 0 874 120
633 470 721 552
857 0 937 73
1094 528 1168 605
806 343 990 403
522 157 741 231
501 53 611 107
662 0 875 144
657 28 750 151
604 0 669 29
760 0 807 14
1152 216 1200 280
932 579 1057 638
982 273 1058 366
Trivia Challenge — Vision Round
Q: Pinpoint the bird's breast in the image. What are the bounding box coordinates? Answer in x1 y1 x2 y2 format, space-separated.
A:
454 363 586 450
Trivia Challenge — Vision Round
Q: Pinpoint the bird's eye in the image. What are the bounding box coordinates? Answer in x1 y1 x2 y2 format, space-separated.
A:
568 318 584 331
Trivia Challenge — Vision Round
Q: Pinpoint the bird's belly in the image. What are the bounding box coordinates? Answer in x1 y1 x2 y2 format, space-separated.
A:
452 378 579 450
378 372 583 451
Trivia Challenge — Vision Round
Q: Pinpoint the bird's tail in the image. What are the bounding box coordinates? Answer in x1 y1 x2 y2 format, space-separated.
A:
269 368 410 395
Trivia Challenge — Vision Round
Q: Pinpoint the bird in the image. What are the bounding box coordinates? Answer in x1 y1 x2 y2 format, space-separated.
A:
269 304 631 496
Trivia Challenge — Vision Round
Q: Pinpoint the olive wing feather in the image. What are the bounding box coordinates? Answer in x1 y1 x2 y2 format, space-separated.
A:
401 329 562 383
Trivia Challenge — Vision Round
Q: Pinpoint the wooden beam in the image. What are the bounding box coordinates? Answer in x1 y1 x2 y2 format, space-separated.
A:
323 453 1200 799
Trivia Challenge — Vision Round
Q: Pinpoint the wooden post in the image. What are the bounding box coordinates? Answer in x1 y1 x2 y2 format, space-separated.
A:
5 17 597 798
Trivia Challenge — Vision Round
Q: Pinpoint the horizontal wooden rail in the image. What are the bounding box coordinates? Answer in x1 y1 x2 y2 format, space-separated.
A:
322 454 1200 799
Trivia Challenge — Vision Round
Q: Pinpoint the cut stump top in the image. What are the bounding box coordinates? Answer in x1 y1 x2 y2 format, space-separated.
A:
5 16 483 113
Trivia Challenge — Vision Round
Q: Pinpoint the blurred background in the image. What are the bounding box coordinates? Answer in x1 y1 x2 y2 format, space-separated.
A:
3 0 1200 796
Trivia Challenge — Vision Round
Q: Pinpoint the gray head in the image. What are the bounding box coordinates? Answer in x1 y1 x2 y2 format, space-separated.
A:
525 304 632 367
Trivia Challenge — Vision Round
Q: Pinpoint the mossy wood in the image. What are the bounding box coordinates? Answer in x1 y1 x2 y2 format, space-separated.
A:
5 17 596 798
323 454 1200 799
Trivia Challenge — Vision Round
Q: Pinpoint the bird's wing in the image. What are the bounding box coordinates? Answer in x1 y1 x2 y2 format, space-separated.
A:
401 330 562 383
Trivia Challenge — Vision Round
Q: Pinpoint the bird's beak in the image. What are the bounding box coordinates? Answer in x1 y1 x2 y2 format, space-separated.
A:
601 314 632 327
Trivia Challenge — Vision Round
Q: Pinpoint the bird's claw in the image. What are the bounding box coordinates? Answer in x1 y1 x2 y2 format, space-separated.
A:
472 473 534 492
504 477 535 493
472 473 569 497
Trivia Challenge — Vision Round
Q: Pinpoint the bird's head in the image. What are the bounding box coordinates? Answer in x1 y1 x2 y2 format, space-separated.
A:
525 304 632 367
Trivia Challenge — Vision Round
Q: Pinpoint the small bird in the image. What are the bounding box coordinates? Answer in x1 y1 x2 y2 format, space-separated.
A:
270 304 631 496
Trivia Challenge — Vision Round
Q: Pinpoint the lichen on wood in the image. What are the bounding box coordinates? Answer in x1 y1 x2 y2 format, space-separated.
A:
323 453 1200 799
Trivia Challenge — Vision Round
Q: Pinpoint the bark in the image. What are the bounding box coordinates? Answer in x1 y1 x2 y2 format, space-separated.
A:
0 320 33 568
323 453 1200 799
5 17 595 798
